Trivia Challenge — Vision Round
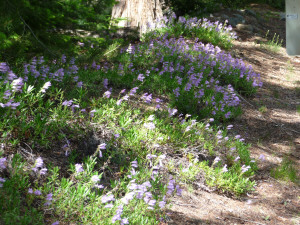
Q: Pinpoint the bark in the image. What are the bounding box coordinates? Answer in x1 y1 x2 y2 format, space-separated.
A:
111 0 163 36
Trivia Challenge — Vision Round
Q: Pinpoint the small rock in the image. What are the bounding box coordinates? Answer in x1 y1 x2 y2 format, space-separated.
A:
233 13 245 21
222 15 230 20
253 26 261 33
253 36 267 43
245 9 256 17
280 12 286 21
236 24 254 33
237 9 246 14
228 17 245 27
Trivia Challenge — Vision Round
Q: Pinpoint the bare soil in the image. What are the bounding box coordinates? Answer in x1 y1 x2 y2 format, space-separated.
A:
167 4 300 225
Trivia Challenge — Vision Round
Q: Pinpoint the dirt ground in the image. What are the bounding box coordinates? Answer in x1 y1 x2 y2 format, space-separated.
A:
167 4 300 225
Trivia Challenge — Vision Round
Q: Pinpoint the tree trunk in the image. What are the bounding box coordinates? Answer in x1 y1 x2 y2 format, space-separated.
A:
111 0 163 37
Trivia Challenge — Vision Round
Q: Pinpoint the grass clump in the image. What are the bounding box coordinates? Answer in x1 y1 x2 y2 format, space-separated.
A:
270 157 299 183
260 30 283 53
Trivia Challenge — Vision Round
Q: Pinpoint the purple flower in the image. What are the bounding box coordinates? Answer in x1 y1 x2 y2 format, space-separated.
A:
0 178 5 187
137 74 145 82
62 100 73 107
90 109 96 117
91 175 100 183
11 78 24 92
116 99 123 106
0 62 10 73
241 165 251 173
122 95 129 101
121 192 135 205
258 154 265 161
46 193 53 201
103 79 108 89
99 143 106 150
104 203 114 208
101 194 115 204
129 87 138 96
121 218 129 225
235 135 241 140
167 179 175 195
98 144 106 157
213 157 221 164
159 200 166 209
75 164 84 173
44 201 52 206
40 81 51 93
141 93 152 104
3 90 11 99
222 164 228 173
176 185 182 196
103 91 111 98
131 161 138 168
143 181 152 188
77 81 83 88
0 157 7 170
234 156 240 162
94 184 104 189
39 168 47 175
168 108 178 117
112 213 122 223
28 188 33 194
92 61 96 69
34 190 42 196
51 222 59 225
144 122 155 130
61 54 66 63
148 199 156 206
32 157 44 172
173 87 180 97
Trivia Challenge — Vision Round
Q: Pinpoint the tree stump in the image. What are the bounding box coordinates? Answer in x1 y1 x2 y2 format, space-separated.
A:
111 0 163 37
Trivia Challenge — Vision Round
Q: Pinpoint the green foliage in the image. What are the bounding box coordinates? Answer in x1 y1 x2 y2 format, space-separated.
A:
165 0 284 16
260 0 285 10
0 0 116 63
0 155 44 225
0 5 264 222
164 0 250 16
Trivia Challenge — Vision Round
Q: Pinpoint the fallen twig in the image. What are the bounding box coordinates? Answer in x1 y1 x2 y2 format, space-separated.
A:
226 215 266 225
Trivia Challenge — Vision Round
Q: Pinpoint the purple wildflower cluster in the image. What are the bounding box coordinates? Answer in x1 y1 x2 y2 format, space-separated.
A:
32 157 47 175
0 55 84 111
28 188 42 196
153 14 237 41
22 56 80 84
166 177 182 196
113 33 261 120
101 159 169 224
0 177 5 187
0 157 6 188
0 63 22 109
0 157 7 170
28 187 54 206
